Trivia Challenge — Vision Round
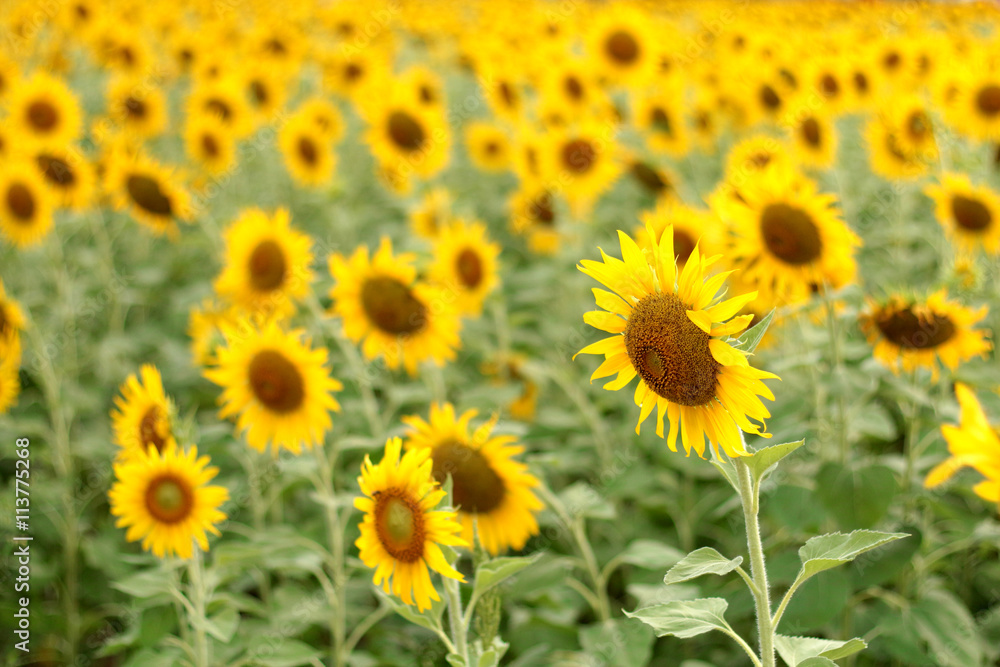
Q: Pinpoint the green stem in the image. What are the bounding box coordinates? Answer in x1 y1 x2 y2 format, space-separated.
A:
314 445 347 667
545 366 614 472
821 286 849 464
188 549 211 667
444 574 469 663
736 457 775 667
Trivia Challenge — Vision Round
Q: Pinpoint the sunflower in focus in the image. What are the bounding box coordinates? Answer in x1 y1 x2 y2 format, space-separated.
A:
33 148 96 210
0 162 55 247
409 187 452 240
465 121 511 173
355 437 467 611
108 445 229 559
402 403 542 555
7 71 82 149
111 365 176 462
329 238 462 375
860 291 991 381
576 223 779 458
429 220 500 316
0 336 21 415
926 383 1000 510
214 208 314 315
205 318 343 455
926 173 1000 255
104 150 192 238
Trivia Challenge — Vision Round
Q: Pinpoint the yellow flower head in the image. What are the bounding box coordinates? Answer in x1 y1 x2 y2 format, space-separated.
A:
111 365 177 462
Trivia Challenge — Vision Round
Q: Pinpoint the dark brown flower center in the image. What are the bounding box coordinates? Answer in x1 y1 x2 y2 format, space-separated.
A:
875 307 956 349
361 277 427 335
821 73 839 96
801 118 821 147
624 293 719 406
760 203 822 265
250 80 268 105
126 174 173 216
749 152 772 168
205 98 232 121
951 195 992 231
145 475 194 524
455 248 483 288
529 192 555 226
36 154 75 188
907 111 930 139
853 71 869 93
561 138 596 174
760 84 781 111
139 406 168 452
202 133 220 157
498 81 516 107
374 489 425 562
419 85 436 104
248 349 305 413
387 111 425 151
884 51 901 70
630 161 668 194
564 75 584 100
976 85 1000 117
248 239 286 291
27 101 58 132
605 30 639 65
345 63 362 81
6 183 35 221
124 96 146 119
431 440 505 513
297 136 318 165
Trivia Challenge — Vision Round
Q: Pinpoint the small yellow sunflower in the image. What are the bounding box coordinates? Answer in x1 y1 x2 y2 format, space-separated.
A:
295 96 344 141
627 159 677 199
481 354 539 422
723 134 793 188
33 148 96 211
184 114 237 176
464 121 512 173
576 223 779 458
926 383 1000 510
278 112 336 187
587 6 657 86
0 336 21 415
926 173 1000 256
111 365 176 462
204 318 343 455
7 71 82 149
244 63 290 122
428 220 500 317
860 291 991 382
186 77 255 138
786 104 838 169
106 76 168 139
632 86 689 157
509 186 561 255
865 114 930 180
948 68 1000 142
109 445 229 559
355 437 467 612
328 238 462 376
637 200 721 269
548 119 621 216
0 162 55 247
409 187 453 240
402 403 543 555
363 88 451 181
104 150 192 238
0 279 25 346
187 298 241 368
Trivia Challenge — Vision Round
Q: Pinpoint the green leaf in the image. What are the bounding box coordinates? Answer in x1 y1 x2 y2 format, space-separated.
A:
710 455 739 492
732 309 775 353
446 655 468 667
775 634 867 665
560 481 617 519
579 619 655 667
912 588 986 667
797 658 837 667
744 440 805 483
663 547 743 586
473 552 544 599
815 462 898 528
244 638 322 667
797 530 908 583
378 588 446 632
204 606 239 643
617 539 685 570
625 598 734 639
111 569 175 599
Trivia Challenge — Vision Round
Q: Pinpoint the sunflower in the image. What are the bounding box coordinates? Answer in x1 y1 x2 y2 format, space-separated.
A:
400 65 445 109
106 76 168 139
865 114 930 181
244 62 289 121
0 162 55 247
723 134 792 188
354 437 467 612
786 104 837 169
213 208 314 315
0 336 21 415
363 88 450 180
429 220 500 317
637 200 721 269
204 318 343 455
183 114 236 175
0 279 25 347
509 186 562 255
588 6 657 86
926 383 1000 510
409 187 453 240
479 64 525 123
926 173 1000 256
111 365 176 462
627 159 677 199
187 298 241 368
632 87 689 157
104 149 192 238
576 223 779 458
329 238 462 376
947 67 1000 142
186 77 254 138
886 95 938 163
7 71 82 149
278 113 336 187
548 119 621 216
860 291 991 381
108 444 229 559
402 403 543 555
464 121 511 173
714 167 860 306
295 96 344 141
540 57 604 116
33 148 96 210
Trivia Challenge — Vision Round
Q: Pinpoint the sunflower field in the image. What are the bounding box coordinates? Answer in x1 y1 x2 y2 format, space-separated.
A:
3 1 1000 666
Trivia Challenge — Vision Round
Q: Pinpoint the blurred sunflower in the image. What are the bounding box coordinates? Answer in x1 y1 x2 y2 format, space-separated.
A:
860 291 991 381
588 7 656 86
724 134 792 186
948 67 1000 141
0 279 25 346
329 238 462 375
214 208 314 315
278 113 336 187
627 159 677 199
429 220 500 316
184 114 236 175
104 150 192 238
0 162 55 247
464 121 511 173
296 96 344 141
636 201 721 268
109 445 229 559
865 115 929 180
187 77 254 138
926 173 1000 255
111 365 176 462
0 336 20 415
355 437 467 612
633 87 689 157
576 223 779 458
187 298 240 368
926 383 1000 509
510 186 562 255
363 89 450 180
403 403 543 555
244 63 290 121
400 65 445 109
7 71 82 149
409 187 452 240
549 120 621 215
106 76 167 139
205 318 343 455
34 148 96 210
787 104 837 169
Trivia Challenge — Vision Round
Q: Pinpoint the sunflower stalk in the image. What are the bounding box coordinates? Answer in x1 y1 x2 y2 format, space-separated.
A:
313 443 348 667
444 564 469 663
187 547 211 667
735 456 775 667
821 283 849 464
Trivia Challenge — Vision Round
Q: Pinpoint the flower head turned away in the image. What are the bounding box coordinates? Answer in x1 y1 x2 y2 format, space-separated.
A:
204 318 343 455
576 222 779 458
403 403 543 555
355 437 467 611
926 384 1000 512
109 445 229 560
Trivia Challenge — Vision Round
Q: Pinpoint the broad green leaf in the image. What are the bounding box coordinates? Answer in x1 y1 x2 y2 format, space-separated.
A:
852 524 922 588
560 481 617 519
579 619 655 667
912 588 986 667
617 539 685 570
378 588 446 632
474 637 509 667
446 655 468 667
797 530 908 583
780 569 851 632
625 598 734 639
111 569 174 599
732 309 775 353
815 463 898 528
244 639 322 667
744 440 805 483
775 634 867 665
710 455 739 492
797 658 837 667
473 552 544 598
663 547 743 585
204 606 239 643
